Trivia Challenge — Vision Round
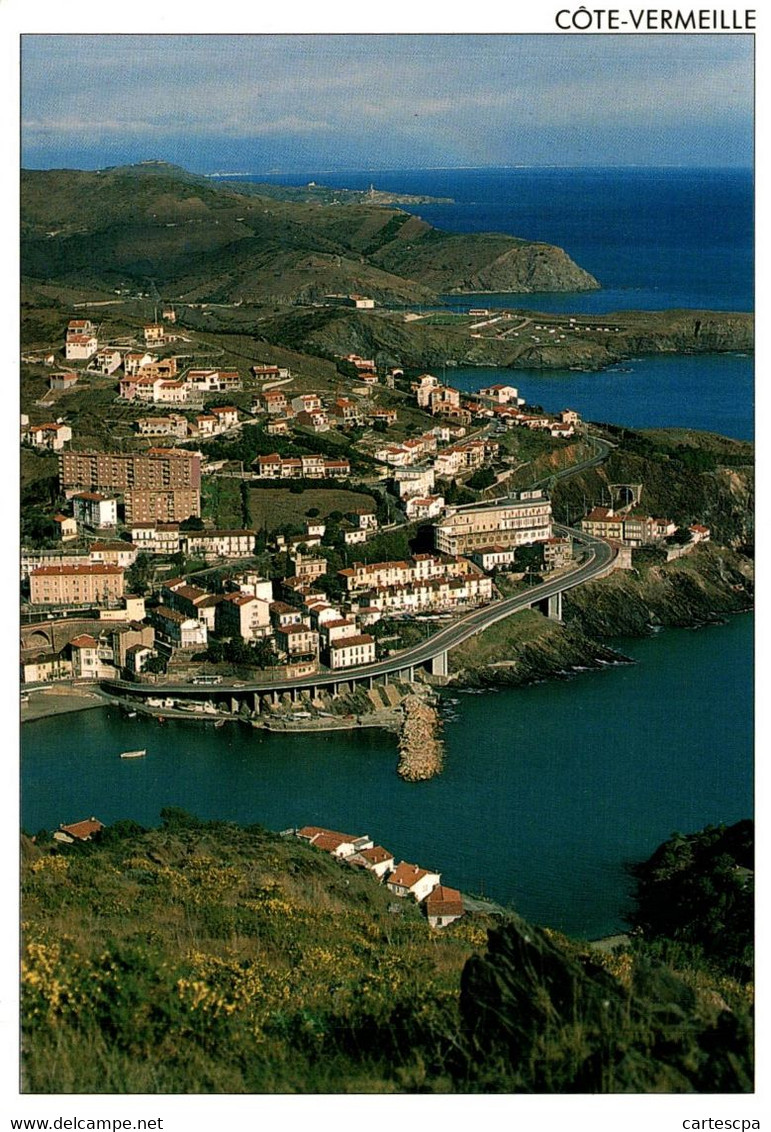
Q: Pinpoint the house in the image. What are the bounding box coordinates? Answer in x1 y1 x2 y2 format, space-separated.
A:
143 324 166 345
412 373 440 408
124 643 155 675
295 826 373 857
89 540 139 569
291 393 323 414
262 389 288 414
404 495 445 521
478 383 522 405
386 862 441 903
347 846 394 878
252 363 290 381
124 352 156 375
53 514 78 542
343 526 367 546
425 885 464 929
469 545 517 572
215 592 271 641
429 386 461 416
689 523 711 542
270 601 304 630
24 422 72 451
128 522 181 555
69 633 116 680
53 817 104 844
151 605 208 649
331 397 364 427
210 405 239 430
369 407 397 427
274 624 319 660
181 529 256 560
395 465 435 499
65 333 98 360
49 371 78 391
266 418 291 436
136 414 189 439
327 634 376 669
90 348 122 376
295 409 329 433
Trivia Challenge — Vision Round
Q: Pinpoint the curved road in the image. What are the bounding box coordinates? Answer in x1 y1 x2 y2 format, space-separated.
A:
103 526 616 700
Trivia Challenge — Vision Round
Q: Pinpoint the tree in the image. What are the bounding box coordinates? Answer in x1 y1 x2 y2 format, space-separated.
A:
180 516 205 531
125 553 154 596
143 655 167 675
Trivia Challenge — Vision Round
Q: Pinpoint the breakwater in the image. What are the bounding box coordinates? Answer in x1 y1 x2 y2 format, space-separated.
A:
398 695 444 781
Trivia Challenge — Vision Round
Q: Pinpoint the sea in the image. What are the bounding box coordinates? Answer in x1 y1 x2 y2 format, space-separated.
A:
21 167 754 937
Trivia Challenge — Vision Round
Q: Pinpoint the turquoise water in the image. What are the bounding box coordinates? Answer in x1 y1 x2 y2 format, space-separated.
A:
21 614 753 938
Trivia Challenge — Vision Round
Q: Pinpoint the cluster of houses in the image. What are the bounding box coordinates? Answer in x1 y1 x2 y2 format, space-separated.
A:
294 825 464 929
580 506 710 548
410 372 578 437
252 383 396 438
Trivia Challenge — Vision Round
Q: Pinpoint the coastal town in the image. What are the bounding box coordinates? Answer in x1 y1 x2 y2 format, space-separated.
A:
21 305 715 733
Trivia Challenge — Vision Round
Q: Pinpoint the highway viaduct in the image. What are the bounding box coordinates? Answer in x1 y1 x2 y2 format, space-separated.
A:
101 527 618 716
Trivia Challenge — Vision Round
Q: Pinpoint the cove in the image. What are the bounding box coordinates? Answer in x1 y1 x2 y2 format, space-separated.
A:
21 614 753 939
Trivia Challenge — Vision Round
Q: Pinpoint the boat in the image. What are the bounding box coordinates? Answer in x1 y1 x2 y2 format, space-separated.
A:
119 749 147 759
214 718 226 728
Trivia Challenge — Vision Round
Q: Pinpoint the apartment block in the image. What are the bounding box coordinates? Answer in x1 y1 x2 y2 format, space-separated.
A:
29 564 125 606
434 494 552 555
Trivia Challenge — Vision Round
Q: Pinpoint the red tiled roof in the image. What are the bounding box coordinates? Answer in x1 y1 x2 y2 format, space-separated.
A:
359 846 393 866
69 634 98 648
59 817 104 841
425 885 464 916
330 634 374 650
388 862 435 888
32 564 123 577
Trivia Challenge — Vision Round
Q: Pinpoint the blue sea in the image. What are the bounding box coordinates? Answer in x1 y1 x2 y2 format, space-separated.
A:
22 166 754 936
238 166 754 312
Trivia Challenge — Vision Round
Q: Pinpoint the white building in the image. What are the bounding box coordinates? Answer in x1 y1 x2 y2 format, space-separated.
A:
72 492 118 529
327 634 376 669
387 862 441 903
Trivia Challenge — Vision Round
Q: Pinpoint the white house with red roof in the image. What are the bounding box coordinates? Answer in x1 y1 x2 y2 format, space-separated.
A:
425 885 465 928
347 846 395 879
386 861 441 903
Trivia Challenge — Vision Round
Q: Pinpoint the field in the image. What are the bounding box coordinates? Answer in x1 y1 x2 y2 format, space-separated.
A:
246 486 376 533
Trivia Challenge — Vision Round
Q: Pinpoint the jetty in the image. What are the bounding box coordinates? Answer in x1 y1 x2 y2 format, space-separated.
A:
398 695 444 782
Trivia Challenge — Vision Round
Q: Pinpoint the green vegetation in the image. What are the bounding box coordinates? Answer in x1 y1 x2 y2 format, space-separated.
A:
201 478 245 529
627 821 753 982
21 816 753 1093
246 487 376 534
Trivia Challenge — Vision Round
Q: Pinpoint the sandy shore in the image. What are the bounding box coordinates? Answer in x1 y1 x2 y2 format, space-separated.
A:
21 685 108 724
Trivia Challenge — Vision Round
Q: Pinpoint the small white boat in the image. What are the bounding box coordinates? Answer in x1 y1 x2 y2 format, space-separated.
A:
119 749 147 759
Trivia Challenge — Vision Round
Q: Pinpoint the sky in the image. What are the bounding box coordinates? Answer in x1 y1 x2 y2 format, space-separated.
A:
21 34 754 172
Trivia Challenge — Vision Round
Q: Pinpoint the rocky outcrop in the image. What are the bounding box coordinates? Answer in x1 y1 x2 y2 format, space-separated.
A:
458 917 753 1092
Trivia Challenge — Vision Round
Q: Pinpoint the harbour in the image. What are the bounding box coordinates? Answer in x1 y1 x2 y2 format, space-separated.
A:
21 612 753 939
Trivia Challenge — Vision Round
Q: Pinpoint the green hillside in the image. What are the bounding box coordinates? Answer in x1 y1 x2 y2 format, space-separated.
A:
21 164 600 305
21 814 753 1094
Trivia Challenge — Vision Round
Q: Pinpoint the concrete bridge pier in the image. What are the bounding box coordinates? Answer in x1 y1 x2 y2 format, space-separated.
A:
430 651 448 677
548 591 563 621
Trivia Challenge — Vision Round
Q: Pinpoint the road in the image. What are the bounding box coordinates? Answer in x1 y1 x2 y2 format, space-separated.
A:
102 526 616 699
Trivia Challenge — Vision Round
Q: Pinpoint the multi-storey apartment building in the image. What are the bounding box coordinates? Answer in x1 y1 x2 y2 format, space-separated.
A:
29 564 125 606
433 493 552 555
59 448 201 493
123 489 200 524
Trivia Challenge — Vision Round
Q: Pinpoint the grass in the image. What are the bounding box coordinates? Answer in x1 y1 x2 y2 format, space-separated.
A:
246 487 376 533
21 817 485 1093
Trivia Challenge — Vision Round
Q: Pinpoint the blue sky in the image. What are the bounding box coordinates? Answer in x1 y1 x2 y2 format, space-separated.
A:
21 34 753 171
